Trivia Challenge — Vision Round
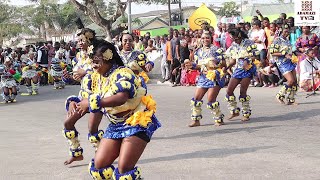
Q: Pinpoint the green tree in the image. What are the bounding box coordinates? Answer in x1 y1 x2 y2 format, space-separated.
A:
69 0 167 41
22 0 80 39
217 2 240 17
69 0 127 41
0 1 26 44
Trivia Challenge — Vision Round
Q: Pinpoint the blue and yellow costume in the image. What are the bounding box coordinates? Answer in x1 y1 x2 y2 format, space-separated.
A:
88 65 160 180
63 49 97 160
270 37 298 103
72 50 94 98
119 50 154 83
225 39 259 119
190 46 226 124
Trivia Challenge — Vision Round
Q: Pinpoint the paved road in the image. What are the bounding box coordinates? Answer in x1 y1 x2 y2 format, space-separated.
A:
1 83 320 180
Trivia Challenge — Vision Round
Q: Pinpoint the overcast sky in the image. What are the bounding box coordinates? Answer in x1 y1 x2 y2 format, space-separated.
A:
9 0 288 14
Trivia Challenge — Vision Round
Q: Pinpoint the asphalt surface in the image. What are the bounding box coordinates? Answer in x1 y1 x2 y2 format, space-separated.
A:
1 83 320 180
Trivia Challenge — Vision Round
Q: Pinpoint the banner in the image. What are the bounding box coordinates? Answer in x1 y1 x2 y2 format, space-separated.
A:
294 0 320 26
188 3 218 30
220 16 243 24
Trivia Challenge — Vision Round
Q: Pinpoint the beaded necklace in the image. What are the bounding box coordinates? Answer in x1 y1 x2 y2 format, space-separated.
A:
120 50 133 65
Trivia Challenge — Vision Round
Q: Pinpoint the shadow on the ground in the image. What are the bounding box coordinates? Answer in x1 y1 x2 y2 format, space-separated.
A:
297 101 320 105
153 125 273 140
251 108 319 123
68 163 88 168
139 145 274 164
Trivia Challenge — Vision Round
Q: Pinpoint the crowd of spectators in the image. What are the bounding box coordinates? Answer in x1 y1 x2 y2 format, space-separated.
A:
1 10 320 92
121 11 320 91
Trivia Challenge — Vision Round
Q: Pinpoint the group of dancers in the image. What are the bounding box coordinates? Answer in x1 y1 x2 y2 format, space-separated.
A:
0 48 72 103
62 20 160 180
59 20 304 179
189 26 298 127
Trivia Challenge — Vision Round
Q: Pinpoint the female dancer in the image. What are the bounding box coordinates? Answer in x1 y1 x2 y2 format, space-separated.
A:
119 33 154 80
75 39 160 180
189 32 226 127
21 52 40 95
1 58 18 103
63 28 103 165
50 58 65 89
225 28 259 121
270 26 298 105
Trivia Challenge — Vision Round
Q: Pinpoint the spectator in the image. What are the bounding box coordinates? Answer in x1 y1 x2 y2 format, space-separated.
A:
287 17 301 51
165 35 173 80
160 36 170 83
296 26 320 75
299 49 320 91
220 23 227 49
180 27 186 37
133 35 143 51
153 35 161 49
244 22 252 36
261 61 280 87
250 20 267 87
279 13 287 23
251 20 267 63
275 18 284 37
209 26 220 47
37 42 49 85
170 29 181 83
263 17 272 46
145 39 157 53
225 24 234 49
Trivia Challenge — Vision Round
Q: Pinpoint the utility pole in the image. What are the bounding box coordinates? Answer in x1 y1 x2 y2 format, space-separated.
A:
178 0 182 25
240 0 242 15
127 0 132 33
168 0 172 26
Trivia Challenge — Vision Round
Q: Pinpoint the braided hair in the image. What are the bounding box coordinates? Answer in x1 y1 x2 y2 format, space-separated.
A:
228 28 248 40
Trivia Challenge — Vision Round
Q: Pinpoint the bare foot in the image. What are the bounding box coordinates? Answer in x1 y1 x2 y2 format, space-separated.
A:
241 117 250 122
276 98 285 104
287 102 299 106
188 120 200 127
228 113 239 120
215 122 225 126
64 155 84 165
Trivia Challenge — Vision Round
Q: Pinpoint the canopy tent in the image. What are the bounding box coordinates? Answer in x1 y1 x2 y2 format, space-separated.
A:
188 3 218 30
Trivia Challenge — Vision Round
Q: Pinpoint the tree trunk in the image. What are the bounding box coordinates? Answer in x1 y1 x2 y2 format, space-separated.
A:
69 0 126 42
44 21 51 41
40 24 45 40
38 26 41 39
104 27 112 42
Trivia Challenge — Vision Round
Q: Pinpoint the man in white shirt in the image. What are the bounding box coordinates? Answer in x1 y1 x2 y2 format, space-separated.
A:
250 20 267 65
37 42 49 85
299 49 320 91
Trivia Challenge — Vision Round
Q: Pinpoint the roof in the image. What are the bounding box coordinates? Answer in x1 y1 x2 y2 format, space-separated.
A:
136 17 169 30
242 3 294 17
